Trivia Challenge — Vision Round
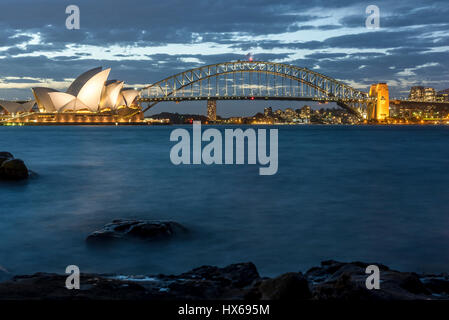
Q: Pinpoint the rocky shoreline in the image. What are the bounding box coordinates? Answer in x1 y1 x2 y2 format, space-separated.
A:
1 260 448 300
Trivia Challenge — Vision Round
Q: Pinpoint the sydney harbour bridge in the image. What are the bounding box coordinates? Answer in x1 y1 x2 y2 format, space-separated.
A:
6 60 445 125
138 61 378 119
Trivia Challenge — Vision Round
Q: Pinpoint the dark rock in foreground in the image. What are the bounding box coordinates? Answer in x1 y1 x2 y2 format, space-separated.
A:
0 262 258 300
86 219 187 242
0 151 14 159
307 260 432 300
1 260 449 300
1 159 29 180
0 152 30 180
0 152 13 167
256 272 311 300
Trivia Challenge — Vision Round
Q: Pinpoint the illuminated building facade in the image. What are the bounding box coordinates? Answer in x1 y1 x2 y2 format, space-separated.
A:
0 67 143 124
436 92 449 102
424 88 436 102
409 86 438 102
409 86 425 101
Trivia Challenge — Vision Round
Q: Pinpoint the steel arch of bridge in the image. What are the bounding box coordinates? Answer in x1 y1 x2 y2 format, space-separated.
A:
139 61 371 116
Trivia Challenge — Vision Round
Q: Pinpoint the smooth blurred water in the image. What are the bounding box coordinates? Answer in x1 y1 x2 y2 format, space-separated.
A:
1 125 449 277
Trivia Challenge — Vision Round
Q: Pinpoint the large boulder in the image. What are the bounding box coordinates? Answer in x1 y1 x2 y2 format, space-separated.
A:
86 219 187 242
180 262 260 289
0 152 14 159
0 159 29 180
0 151 13 167
256 272 311 300
169 262 260 299
421 276 449 295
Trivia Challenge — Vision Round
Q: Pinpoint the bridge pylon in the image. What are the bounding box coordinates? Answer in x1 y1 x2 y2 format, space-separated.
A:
368 83 390 121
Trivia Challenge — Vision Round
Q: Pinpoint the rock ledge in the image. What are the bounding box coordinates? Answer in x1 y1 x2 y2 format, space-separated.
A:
1 260 449 300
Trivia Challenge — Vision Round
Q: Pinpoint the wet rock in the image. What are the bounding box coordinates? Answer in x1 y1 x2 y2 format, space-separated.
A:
0 158 10 167
0 272 149 300
0 262 260 300
86 219 187 242
391 272 429 295
0 152 14 159
0 159 29 180
421 276 449 295
306 260 390 282
1 260 449 300
309 260 431 300
180 262 260 288
0 151 14 167
168 262 260 299
312 272 374 300
257 272 311 300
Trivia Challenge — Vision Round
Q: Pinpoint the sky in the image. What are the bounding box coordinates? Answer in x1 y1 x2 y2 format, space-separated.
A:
0 0 448 116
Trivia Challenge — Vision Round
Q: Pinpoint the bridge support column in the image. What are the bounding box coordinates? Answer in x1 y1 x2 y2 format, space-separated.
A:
368 83 390 121
207 99 217 122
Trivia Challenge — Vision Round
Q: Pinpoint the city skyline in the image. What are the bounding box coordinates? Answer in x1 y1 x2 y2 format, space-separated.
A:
0 0 448 116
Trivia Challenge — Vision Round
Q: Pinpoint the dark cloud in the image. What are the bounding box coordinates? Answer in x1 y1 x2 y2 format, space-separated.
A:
0 0 447 110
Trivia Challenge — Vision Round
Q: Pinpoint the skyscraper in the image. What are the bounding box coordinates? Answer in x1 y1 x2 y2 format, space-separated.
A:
409 86 425 101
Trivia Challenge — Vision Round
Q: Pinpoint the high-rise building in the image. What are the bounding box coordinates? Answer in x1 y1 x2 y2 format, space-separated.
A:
409 86 437 102
207 99 217 121
424 87 436 102
409 86 425 101
368 83 390 120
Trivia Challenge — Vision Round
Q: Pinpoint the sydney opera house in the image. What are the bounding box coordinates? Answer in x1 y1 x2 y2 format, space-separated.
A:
0 67 143 124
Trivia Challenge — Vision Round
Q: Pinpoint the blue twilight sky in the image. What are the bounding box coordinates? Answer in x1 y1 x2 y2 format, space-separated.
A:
0 0 448 116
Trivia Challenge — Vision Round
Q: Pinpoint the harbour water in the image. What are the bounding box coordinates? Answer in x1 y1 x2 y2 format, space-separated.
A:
1 125 449 277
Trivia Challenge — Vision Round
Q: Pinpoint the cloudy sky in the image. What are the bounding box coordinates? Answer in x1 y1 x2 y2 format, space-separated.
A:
0 0 448 116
